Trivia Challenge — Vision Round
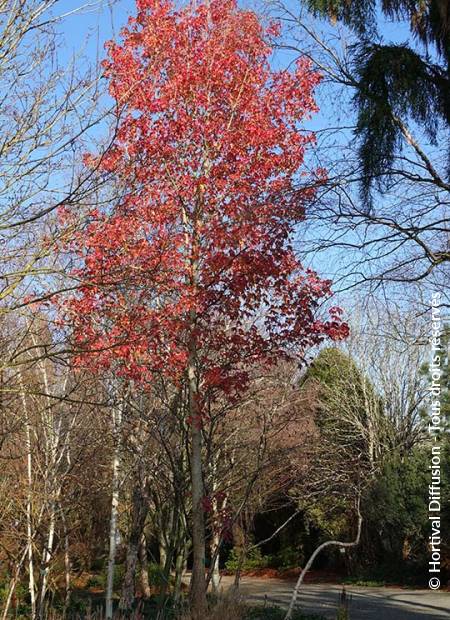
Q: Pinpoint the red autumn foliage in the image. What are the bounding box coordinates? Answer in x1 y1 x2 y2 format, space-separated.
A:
61 0 348 406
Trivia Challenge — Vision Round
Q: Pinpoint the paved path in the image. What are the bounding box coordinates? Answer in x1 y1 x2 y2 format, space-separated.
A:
217 575 450 619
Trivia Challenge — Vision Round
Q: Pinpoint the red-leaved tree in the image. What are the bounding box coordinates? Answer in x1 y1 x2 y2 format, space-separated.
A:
61 0 348 615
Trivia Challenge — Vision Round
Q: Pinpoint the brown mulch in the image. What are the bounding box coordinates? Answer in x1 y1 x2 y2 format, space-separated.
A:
222 568 343 582
223 569 450 591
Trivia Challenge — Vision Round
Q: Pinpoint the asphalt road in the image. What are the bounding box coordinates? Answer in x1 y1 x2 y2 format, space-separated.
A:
217 575 450 619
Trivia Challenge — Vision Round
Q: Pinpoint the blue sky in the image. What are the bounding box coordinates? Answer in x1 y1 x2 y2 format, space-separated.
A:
55 0 412 169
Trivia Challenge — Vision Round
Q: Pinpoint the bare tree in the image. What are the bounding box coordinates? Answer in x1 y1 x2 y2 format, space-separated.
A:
0 0 118 317
0 312 112 619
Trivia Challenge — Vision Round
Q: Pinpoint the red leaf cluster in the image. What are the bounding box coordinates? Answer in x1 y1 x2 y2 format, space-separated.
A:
60 0 348 402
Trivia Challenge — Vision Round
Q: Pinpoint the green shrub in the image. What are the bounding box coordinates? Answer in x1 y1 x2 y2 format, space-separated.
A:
113 564 125 591
90 556 105 572
343 559 424 586
269 546 302 570
342 577 385 587
147 562 173 588
85 563 126 592
65 595 89 615
0 579 30 615
86 573 105 589
225 547 270 572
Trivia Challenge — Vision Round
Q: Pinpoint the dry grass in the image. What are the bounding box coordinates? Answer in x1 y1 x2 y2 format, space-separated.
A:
39 591 248 620
178 592 248 620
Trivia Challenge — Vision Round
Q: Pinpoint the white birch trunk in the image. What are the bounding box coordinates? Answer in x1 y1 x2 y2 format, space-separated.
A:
106 402 122 620
284 505 362 620
38 504 56 619
211 528 221 592
34 347 59 620
19 374 36 618
210 473 226 593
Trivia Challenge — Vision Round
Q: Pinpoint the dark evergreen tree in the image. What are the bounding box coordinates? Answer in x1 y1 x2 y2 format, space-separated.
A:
305 1 450 203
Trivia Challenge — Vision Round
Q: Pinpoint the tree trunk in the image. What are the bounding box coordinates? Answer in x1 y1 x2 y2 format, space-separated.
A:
284 504 362 620
211 529 220 593
209 479 227 593
139 534 151 599
38 503 56 620
20 376 36 619
174 515 190 604
159 531 168 571
232 518 246 590
183 187 207 618
61 509 71 618
188 349 207 618
174 547 186 603
120 540 140 614
106 403 122 620
119 479 149 614
32 350 59 620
